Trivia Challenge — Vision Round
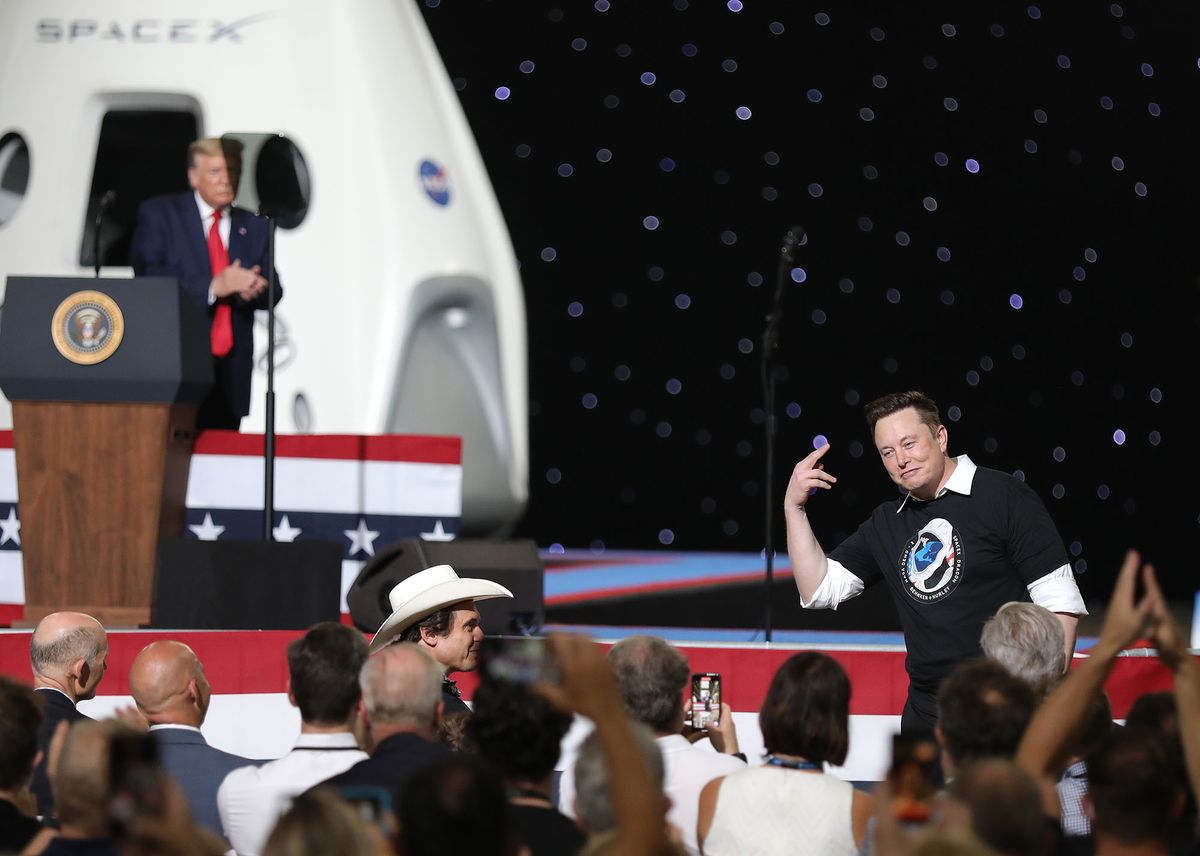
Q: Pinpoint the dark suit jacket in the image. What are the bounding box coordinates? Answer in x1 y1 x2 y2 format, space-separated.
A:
309 732 450 805
31 689 89 818
150 727 259 838
0 797 42 853
128 191 283 418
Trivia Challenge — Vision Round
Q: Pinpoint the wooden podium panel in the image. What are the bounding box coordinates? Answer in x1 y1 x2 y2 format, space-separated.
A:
13 401 196 626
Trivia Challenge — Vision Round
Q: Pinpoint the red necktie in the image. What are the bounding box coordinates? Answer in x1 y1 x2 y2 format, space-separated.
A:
207 210 234 358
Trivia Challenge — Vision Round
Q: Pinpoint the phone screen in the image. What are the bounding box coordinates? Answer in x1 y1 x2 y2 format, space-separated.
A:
690 672 721 730
338 786 393 834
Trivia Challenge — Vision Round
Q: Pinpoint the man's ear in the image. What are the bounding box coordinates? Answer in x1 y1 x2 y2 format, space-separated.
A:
419 626 438 648
187 678 200 706
1082 792 1095 821
285 676 297 709
72 658 90 689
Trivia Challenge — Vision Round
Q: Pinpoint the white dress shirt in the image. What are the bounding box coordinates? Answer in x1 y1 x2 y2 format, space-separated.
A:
216 731 367 856
195 190 230 306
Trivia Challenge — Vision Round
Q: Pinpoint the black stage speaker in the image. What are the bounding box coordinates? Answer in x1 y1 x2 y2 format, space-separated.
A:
151 539 344 629
346 538 544 636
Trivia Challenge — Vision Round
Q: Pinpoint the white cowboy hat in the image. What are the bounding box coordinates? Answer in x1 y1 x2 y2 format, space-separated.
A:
369 564 512 653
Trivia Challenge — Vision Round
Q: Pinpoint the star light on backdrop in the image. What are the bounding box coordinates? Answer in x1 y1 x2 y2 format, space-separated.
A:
420 0 1200 601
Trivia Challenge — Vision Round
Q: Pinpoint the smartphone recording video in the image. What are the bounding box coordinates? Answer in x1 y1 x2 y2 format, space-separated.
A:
889 733 939 824
480 636 559 685
689 672 721 730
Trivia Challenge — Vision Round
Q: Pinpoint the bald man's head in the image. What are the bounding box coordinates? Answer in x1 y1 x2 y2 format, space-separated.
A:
129 641 211 726
30 612 108 702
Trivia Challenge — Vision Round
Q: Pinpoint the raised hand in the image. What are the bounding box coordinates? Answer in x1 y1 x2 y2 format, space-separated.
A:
784 444 837 512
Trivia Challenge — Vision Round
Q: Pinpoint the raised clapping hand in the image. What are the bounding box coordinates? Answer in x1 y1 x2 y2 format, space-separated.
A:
784 443 837 512
1096 549 1158 655
1141 559 1188 670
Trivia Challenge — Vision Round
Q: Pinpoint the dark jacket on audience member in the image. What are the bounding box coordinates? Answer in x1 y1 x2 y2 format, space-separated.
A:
510 803 586 856
150 727 260 838
31 689 89 817
0 797 42 853
310 732 450 803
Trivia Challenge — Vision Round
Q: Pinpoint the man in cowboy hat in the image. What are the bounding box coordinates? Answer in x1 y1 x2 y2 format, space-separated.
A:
369 564 513 715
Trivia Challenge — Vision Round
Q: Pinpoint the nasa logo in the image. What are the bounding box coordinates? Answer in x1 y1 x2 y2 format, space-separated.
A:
897 517 964 604
51 290 125 365
418 159 451 206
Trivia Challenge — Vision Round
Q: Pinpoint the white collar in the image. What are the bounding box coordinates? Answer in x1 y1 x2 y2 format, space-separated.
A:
149 723 203 734
896 454 976 512
193 190 226 223
294 731 360 749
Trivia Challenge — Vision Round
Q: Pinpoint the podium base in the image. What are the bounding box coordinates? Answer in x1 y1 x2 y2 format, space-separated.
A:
151 539 343 630
14 605 150 629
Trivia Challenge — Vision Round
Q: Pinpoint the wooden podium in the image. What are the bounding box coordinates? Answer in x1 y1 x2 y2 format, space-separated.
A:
0 276 211 626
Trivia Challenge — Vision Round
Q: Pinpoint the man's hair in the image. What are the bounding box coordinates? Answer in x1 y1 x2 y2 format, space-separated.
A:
56 720 122 835
1125 691 1178 737
359 642 443 727
399 755 521 856
864 390 941 434
187 136 223 164
759 652 850 766
188 136 243 168
937 659 1037 766
1087 728 1182 844
287 622 369 725
0 676 42 790
574 721 663 834
30 625 105 677
1074 690 1114 759
400 607 455 643
980 601 1066 691
607 636 690 733
949 759 1048 856
466 676 573 781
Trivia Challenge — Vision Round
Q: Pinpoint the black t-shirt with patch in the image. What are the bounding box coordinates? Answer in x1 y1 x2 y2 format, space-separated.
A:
828 466 1068 693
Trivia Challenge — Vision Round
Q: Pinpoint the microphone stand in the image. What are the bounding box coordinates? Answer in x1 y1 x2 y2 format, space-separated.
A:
261 215 277 540
92 191 114 277
760 226 802 643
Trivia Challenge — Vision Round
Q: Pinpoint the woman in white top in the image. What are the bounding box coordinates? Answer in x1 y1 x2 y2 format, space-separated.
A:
696 652 874 855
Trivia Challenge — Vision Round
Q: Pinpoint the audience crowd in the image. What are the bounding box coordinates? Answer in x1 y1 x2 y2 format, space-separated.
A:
0 549 1196 856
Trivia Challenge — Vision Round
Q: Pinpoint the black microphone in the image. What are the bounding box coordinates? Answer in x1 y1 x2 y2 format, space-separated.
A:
780 224 804 261
92 190 117 277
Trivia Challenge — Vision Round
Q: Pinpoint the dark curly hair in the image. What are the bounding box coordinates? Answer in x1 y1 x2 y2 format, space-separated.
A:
465 677 574 782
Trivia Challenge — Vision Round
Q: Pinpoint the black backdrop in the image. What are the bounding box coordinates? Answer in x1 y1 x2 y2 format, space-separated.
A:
419 0 1200 604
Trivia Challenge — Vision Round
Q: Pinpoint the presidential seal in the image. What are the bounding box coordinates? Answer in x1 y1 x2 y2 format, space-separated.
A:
897 517 964 604
51 290 125 365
